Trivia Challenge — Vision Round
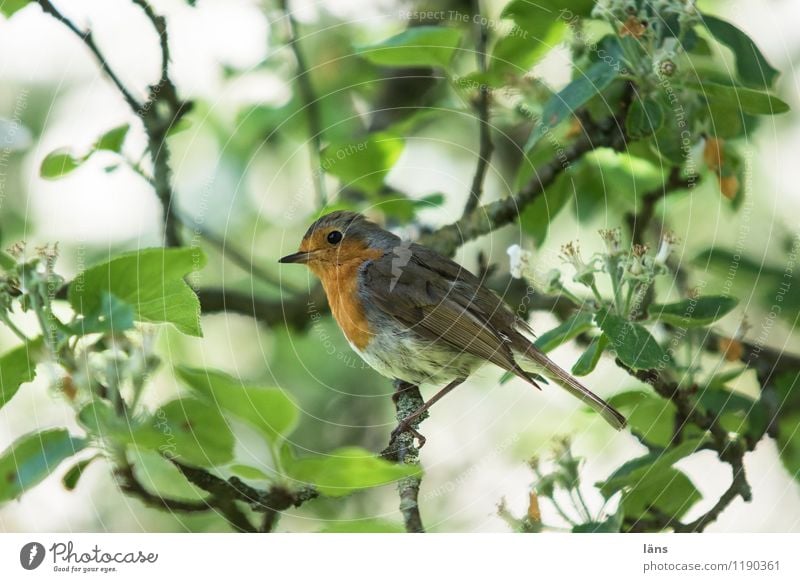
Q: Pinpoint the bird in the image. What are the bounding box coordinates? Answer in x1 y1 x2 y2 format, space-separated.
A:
279 211 626 444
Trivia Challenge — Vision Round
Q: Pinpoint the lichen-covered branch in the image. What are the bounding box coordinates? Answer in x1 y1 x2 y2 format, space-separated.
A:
381 381 428 533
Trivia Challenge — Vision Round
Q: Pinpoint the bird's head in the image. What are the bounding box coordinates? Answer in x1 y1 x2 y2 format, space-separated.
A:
279 211 397 276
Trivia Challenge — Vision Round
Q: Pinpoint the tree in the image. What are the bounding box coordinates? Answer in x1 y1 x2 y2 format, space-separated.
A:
0 0 796 533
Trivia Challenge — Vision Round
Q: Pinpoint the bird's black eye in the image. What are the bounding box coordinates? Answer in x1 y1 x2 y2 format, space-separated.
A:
327 230 343 245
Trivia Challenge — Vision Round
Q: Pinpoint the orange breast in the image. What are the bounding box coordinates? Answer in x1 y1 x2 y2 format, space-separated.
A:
317 259 376 351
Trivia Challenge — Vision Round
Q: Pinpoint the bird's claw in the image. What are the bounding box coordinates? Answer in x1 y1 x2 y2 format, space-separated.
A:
391 419 427 449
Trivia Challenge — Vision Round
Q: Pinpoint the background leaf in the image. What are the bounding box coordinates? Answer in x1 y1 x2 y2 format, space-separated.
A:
94 124 130 152
40 149 85 179
648 296 738 327
0 1 31 19
621 468 702 519
572 335 608 376
177 366 299 443
701 14 779 88
683 80 789 115
598 437 705 499
606 390 677 448
526 55 620 151
357 26 463 68
320 133 404 193
68 247 207 336
289 447 420 497
596 308 666 369
0 340 41 409
0 428 85 503
139 398 235 467
534 311 595 353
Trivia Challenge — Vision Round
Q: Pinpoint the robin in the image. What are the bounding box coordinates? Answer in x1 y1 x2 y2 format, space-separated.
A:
279 211 626 443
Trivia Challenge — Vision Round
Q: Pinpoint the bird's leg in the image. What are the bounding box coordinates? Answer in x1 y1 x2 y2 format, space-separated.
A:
391 378 466 448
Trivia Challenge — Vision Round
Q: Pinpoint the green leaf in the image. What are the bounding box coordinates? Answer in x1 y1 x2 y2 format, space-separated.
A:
94 124 130 153
606 390 676 448
357 26 463 68
176 366 299 443
0 250 16 270
596 308 666 370
0 0 30 18
289 447 420 497
229 464 270 481
701 14 780 88
648 296 738 328
697 387 768 438
68 292 135 336
77 400 123 437
573 506 623 533
649 93 689 165
597 437 705 499
68 247 207 336
518 173 571 245
621 467 702 520
320 519 405 533
572 335 608 376
534 311 595 353
489 23 565 84
320 133 404 193
40 149 85 179
490 0 578 84
0 341 41 409
774 373 800 480
79 398 234 467
141 398 235 467
682 80 789 116
127 447 208 501
61 455 99 491
0 428 86 503
501 0 595 21
526 57 620 151
626 97 664 138
376 193 444 221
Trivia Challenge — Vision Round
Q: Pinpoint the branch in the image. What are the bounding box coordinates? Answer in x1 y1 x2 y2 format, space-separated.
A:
462 0 493 216
675 455 750 532
381 381 428 533
279 0 327 207
177 214 302 292
36 1 142 112
131 0 190 247
422 103 631 256
617 360 753 532
173 461 318 533
38 0 190 248
625 167 698 245
196 285 326 329
115 464 210 513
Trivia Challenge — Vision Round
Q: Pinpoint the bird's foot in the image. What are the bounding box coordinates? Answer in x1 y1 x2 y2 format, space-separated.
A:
391 418 427 449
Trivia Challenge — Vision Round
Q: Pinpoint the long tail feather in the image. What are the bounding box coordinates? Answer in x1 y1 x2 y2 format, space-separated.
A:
520 346 627 430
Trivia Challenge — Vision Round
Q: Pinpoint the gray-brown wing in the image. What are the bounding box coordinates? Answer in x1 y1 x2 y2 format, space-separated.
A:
407 243 536 337
362 252 531 380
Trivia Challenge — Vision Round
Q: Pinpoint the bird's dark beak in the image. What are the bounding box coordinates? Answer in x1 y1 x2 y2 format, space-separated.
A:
278 251 311 264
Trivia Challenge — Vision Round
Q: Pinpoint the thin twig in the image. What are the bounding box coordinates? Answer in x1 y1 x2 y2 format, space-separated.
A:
422 87 633 257
36 1 142 112
279 0 327 207
462 0 493 216
115 464 210 513
625 167 698 245
176 213 303 292
130 0 189 247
